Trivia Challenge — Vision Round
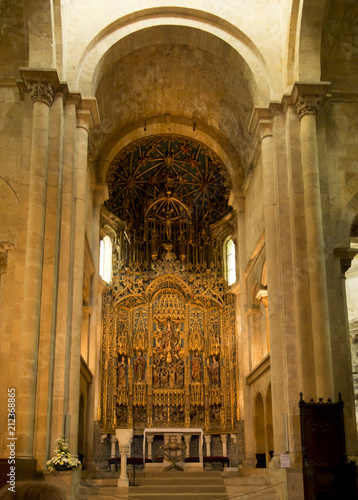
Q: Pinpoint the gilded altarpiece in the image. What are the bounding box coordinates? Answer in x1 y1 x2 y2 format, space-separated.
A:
99 134 238 436
100 265 238 435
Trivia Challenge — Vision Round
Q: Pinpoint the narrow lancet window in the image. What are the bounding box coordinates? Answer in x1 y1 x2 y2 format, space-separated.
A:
99 235 113 283
227 238 236 286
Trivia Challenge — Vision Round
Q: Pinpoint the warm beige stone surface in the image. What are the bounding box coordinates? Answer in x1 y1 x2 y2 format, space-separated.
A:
0 1 358 492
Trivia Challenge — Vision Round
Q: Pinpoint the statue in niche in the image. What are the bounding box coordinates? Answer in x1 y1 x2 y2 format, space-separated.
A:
191 353 202 382
117 356 126 387
209 355 220 387
135 351 145 382
153 364 160 388
169 365 176 388
211 404 221 421
160 366 169 387
176 359 184 387
116 403 127 424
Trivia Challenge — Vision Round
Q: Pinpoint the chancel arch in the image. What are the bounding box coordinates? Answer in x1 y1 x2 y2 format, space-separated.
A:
98 134 239 448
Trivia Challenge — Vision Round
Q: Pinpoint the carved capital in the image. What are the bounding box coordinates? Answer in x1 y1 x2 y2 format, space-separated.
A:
256 289 268 308
118 445 130 455
220 433 228 444
296 96 320 119
28 82 55 106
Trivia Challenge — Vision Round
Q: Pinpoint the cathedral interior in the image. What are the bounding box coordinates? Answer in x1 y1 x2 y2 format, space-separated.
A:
1 1 358 498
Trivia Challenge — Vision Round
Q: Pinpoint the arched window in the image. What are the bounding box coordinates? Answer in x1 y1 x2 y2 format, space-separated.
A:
226 238 236 286
99 235 113 283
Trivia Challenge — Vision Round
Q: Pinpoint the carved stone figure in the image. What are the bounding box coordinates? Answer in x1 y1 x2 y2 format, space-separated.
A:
153 364 160 388
161 436 186 472
209 355 220 386
135 351 145 381
176 360 184 387
160 366 168 387
191 353 202 382
117 356 126 387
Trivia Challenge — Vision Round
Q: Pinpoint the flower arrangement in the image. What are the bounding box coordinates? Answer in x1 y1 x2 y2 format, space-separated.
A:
46 436 81 471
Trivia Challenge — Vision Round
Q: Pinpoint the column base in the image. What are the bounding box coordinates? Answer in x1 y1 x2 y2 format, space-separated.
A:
117 476 129 488
268 454 281 469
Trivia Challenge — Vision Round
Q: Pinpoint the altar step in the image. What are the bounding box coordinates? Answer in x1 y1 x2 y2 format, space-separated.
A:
76 470 280 499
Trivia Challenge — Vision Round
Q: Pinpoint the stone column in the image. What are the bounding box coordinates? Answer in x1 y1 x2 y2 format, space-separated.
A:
110 435 117 459
184 435 191 459
68 108 92 453
17 81 54 458
117 445 130 488
147 436 154 460
204 435 212 456
295 89 334 399
220 434 228 458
